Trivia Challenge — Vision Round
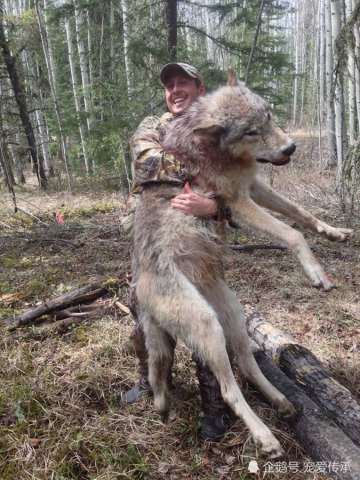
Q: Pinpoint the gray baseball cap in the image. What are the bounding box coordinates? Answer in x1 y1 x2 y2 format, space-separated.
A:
160 62 203 85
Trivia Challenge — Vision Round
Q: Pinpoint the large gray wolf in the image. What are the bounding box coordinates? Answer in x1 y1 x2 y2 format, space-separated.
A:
133 71 351 457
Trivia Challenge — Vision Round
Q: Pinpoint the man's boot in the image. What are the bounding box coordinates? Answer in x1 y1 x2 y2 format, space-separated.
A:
122 323 151 404
194 355 236 441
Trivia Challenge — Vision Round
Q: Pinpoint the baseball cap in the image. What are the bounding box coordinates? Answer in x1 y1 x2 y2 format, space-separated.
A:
160 62 203 86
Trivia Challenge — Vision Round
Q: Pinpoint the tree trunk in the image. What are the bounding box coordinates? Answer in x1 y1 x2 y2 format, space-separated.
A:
86 9 94 89
0 3 47 189
331 0 346 188
319 0 327 124
120 0 132 99
352 0 360 132
35 0 72 191
244 0 265 86
110 0 115 83
345 0 356 146
166 0 177 61
292 5 300 126
325 0 337 167
74 0 92 133
0 139 16 190
64 15 89 174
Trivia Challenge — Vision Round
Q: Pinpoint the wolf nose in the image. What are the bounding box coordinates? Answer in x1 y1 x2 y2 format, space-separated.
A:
282 143 296 156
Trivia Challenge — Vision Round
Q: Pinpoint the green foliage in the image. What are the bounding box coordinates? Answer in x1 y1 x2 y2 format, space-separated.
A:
1 0 295 190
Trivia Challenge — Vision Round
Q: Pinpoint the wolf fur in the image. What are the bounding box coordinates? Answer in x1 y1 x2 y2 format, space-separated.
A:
133 74 351 458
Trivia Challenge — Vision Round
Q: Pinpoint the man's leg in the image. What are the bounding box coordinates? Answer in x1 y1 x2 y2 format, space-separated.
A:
194 353 236 441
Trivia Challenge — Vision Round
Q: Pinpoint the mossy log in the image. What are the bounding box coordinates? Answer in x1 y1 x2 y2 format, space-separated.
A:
255 351 360 480
279 344 360 448
247 311 360 448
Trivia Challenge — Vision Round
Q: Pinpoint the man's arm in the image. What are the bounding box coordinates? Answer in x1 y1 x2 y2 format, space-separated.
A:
131 116 218 217
130 115 186 189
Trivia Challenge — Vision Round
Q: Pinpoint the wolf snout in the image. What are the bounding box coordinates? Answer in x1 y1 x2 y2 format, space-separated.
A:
281 143 296 157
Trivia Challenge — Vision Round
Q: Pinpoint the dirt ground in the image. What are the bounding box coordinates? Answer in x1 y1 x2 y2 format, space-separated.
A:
0 132 359 480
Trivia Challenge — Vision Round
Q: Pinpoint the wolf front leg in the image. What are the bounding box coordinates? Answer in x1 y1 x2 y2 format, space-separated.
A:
231 197 334 290
251 178 353 242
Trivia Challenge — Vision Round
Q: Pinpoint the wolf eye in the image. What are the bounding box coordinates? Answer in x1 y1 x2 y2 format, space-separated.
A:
245 130 259 136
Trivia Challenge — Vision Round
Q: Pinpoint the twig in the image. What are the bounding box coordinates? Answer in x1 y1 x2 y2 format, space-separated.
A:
229 244 287 252
16 207 49 226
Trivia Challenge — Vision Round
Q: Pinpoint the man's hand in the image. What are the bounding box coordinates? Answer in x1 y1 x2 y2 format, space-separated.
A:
171 182 217 217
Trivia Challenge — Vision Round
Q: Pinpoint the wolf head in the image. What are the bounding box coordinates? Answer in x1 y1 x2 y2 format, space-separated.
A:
163 70 296 168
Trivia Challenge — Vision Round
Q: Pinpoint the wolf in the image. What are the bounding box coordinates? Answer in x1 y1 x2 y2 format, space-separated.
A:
133 72 351 457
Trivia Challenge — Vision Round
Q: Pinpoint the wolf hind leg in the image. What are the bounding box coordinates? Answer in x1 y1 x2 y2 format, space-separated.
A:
142 311 174 422
205 279 295 418
138 271 283 458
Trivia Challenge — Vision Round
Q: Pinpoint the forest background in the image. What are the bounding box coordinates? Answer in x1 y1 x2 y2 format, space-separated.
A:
0 0 360 209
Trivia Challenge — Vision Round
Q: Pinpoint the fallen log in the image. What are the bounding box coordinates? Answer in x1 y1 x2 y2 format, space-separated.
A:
255 351 360 480
247 310 360 448
6 278 124 331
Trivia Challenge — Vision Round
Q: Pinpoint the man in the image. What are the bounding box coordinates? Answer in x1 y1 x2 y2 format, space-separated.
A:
123 63 235 441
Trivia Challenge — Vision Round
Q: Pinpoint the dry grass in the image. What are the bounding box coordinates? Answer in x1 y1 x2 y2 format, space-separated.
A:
0 132 359 479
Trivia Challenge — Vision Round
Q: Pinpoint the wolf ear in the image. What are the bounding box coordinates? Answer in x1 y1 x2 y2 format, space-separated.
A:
227 68 237 86
193 124 225 138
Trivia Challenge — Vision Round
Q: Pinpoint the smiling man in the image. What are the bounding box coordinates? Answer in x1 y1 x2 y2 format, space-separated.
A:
124 63 235 442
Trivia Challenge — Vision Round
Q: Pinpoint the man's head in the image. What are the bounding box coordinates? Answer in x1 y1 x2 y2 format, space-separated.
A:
160 63 205 116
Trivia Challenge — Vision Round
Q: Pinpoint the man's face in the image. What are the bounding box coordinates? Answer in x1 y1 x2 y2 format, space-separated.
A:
164 74 205 115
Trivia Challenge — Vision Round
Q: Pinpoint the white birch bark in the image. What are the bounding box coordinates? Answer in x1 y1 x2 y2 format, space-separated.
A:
292 6 300 126
319 0 327 122
352 0 360 132
64 15 89 174
325 0 337 167
345 0 356 145
74 0 92 133
43 0 57 88
330 0 345 184
35 0 72 190
86 9 94 88
120 0 132 99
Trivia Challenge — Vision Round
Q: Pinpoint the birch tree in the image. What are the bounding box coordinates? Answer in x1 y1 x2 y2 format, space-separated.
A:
120 0 132 99
74 0 92 133
64 13 89 174
325 0 337 167
35 0 72 190
330 0 345 186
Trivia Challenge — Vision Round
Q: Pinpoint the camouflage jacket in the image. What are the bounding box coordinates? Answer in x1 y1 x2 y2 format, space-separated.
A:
123 111 231 235
130 112 188 192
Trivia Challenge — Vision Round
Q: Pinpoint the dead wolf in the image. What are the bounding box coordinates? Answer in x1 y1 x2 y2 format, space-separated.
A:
133 72 351 457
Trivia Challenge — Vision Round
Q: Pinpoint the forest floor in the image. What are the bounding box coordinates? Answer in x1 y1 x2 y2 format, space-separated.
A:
0 131 359 480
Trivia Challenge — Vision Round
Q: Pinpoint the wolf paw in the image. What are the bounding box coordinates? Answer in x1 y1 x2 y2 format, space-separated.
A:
316 222 353 242
255 430 284 459
307 264 335 291
277 399 297 419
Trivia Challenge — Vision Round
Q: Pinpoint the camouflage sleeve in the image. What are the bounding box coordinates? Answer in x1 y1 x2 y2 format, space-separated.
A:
130 115 187 190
